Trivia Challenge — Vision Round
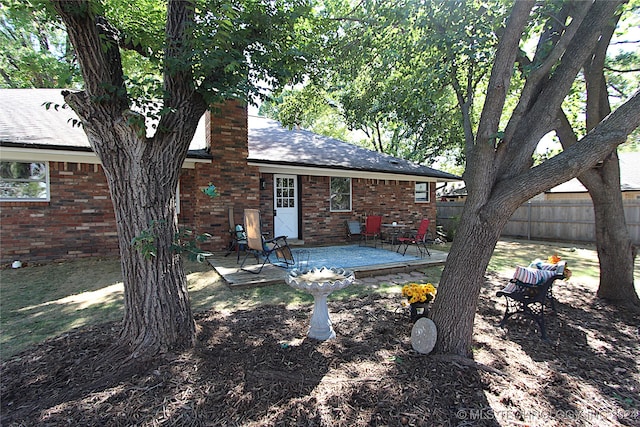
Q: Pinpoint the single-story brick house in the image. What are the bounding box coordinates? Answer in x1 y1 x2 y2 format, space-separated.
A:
0 89 459 264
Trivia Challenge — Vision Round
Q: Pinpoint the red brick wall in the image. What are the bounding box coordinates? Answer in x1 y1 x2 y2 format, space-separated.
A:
0 159 254 265
236 173 436 245
297 176 437 245
178 100 261 253
0 161 119 264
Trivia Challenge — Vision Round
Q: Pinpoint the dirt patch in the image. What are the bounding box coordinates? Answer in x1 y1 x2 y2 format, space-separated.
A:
2 274 639 426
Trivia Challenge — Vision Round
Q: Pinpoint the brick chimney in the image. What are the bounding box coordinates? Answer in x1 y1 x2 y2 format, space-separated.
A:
192 100 261 249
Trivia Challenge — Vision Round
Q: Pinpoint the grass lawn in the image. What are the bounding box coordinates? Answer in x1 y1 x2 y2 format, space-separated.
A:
1 238 638 360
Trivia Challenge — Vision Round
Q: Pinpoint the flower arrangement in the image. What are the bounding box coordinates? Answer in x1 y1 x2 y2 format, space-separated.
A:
402 283 437 304
202 182 219 198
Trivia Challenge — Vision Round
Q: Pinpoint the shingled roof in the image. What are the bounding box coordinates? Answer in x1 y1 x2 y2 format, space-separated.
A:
247 115 458 180
0 89 90 149
0 89 459 181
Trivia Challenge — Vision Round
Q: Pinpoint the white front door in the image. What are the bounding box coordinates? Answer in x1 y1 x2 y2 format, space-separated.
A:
274 174 298 239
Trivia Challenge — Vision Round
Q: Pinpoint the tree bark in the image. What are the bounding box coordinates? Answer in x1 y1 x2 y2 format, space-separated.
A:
431 202 510 357
580 11 639 307
557 131 637 306
53 0 207 359
588 159 638 305
109 146 197 357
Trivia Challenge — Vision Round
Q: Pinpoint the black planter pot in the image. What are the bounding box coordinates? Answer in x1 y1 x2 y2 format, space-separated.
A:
409 302 431 322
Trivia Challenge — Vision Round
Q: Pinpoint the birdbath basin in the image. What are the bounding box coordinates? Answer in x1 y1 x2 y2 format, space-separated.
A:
285 267 355 340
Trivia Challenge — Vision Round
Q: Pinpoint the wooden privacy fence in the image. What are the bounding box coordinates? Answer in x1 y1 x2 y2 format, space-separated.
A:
437 200 640 244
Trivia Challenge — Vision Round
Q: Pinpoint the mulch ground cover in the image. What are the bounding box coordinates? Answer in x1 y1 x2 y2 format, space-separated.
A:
1 273 639 426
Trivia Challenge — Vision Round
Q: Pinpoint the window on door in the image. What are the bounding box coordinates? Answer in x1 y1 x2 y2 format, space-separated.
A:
276 176 296 208
330 177 351 211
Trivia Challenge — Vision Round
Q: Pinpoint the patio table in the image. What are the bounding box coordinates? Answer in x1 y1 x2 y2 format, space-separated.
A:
381 223 407 247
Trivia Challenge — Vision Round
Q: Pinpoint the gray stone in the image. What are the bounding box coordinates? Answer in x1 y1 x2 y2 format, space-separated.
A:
411 317 437 354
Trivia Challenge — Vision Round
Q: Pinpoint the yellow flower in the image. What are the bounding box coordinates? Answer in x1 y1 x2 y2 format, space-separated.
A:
401 283 437 304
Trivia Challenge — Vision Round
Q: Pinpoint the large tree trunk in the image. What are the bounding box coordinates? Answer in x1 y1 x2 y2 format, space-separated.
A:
431 202 509 356
582 10 638 307
584 156 638 304
54 0 207 359
110 154 196 357
62 90 202 359
553 6 639 308
116 192 195 356
556 119 638 307
101 130 196 357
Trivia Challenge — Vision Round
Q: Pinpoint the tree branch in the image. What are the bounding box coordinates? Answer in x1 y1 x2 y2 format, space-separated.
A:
450 64 474 143
0 67 13 86
605 65 640 73
467 0 534 192
501 1 589 150
496 0 624 180
119 34 153 57
162 0 194 104
156 0 207 144
608 82 630 98
554 108 614 192
52 0 126 109
610 39 640 44
475 0 534 146
491 89 640 210
584 8 619 130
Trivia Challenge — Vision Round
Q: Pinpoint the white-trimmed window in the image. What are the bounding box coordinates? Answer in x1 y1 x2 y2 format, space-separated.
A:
415 182 430 203
0 161 50 201
330 177 351 211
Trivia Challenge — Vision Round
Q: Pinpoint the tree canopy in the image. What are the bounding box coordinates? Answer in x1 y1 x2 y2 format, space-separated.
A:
262 0 639 175
0 1 81 87
261 0 512 166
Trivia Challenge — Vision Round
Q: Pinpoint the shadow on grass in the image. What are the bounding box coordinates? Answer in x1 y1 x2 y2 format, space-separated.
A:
0 259 126 360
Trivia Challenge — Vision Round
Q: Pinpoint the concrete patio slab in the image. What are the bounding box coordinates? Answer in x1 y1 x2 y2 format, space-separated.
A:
207 244 448 288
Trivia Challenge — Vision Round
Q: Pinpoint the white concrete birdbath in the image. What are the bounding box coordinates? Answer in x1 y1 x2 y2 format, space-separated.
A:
285 267 355 340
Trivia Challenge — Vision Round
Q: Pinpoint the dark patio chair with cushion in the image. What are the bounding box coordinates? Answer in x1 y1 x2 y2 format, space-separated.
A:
346 220 362 241
397 219 431 257
224 207 247 262
240 209 295 274
360 215 382 247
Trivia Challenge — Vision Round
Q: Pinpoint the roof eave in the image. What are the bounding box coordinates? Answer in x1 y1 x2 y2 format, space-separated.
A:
0 142 211 168
248 159 461 182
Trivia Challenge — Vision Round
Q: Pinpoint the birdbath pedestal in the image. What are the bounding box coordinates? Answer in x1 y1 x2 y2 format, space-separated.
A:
286 267 355 340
